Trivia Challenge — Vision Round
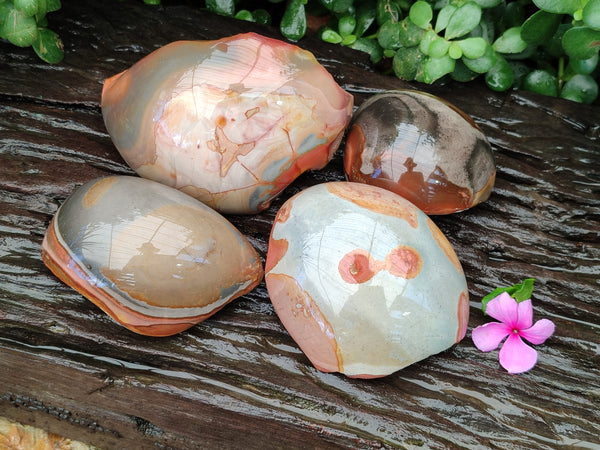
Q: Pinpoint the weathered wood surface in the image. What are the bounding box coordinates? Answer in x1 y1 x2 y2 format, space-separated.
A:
1 1 599 448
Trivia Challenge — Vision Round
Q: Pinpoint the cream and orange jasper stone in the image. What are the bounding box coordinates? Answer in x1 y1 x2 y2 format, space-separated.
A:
265 182 469 378
41 176 263 336
101 33 353 214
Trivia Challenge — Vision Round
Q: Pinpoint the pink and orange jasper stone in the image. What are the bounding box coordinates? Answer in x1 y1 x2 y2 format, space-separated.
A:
265 182 469 378
101 33 353 214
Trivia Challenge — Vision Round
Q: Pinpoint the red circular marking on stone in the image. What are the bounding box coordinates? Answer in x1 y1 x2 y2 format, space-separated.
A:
385 246 422 279
338 249 378 284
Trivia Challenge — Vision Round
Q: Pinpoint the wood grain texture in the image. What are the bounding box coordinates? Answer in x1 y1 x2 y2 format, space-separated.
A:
1 1 599 448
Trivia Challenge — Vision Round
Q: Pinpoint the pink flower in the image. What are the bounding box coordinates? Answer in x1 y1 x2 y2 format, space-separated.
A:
472 292 555 374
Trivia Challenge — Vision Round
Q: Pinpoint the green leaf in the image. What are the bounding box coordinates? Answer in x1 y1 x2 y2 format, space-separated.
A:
321 0 353 13
533 0 581 14
14 0 39 16
583 0 600 30
524 69 559 96
451 59 479 82
512 278 536 302
560 74 599 103
2 6 39 47
481 279 535 314
429 37 450 58
252 9 272 25
376 0 401 26
508 61 532 89
420 54 456 83
445 2 482 40
350 37 384 63
143 0 161 4
521 10 563 45
205 0 235 16
398 16 425 47
493 26 528 54
448 41 463 59
320 0 335 10
419 29 437 55
0 3 12 33
377 19 402 49
35 0 48 19
32 26 63 63
409 1 433 30
457 37 487 59
471 13 496 43
562 26 600 59
280 0 306 41
393 46 424 80
341 34 357 46
503 43 537 60
543 22 571 57
338 15 356 37
471 0 502 7
355 3 377 37
321 28 343 44
435 4 456 34
485 58 514 92
46 0 60 13
462 43 497 73
501 1 526 30
234 9 254 21
567 53 599 74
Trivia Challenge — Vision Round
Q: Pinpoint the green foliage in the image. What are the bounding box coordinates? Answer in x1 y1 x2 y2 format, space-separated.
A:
560 73 599 102
280 0 307 41
481 278 536 314
562 26 600 60
0 0 63 63
493 27 528 54
444 2 482 40
524 69 560 96
32 26 63 62
521 10 562 44
485 54 514 91
3 0 598 103
206 0 236 17
200 0 600 103
408 1 432 30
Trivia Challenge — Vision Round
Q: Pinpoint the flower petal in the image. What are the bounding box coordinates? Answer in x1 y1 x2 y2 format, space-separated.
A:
499 333 538 374
520 318 555 345
472 321 511 352
486 292 518 327
515 299 533 330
